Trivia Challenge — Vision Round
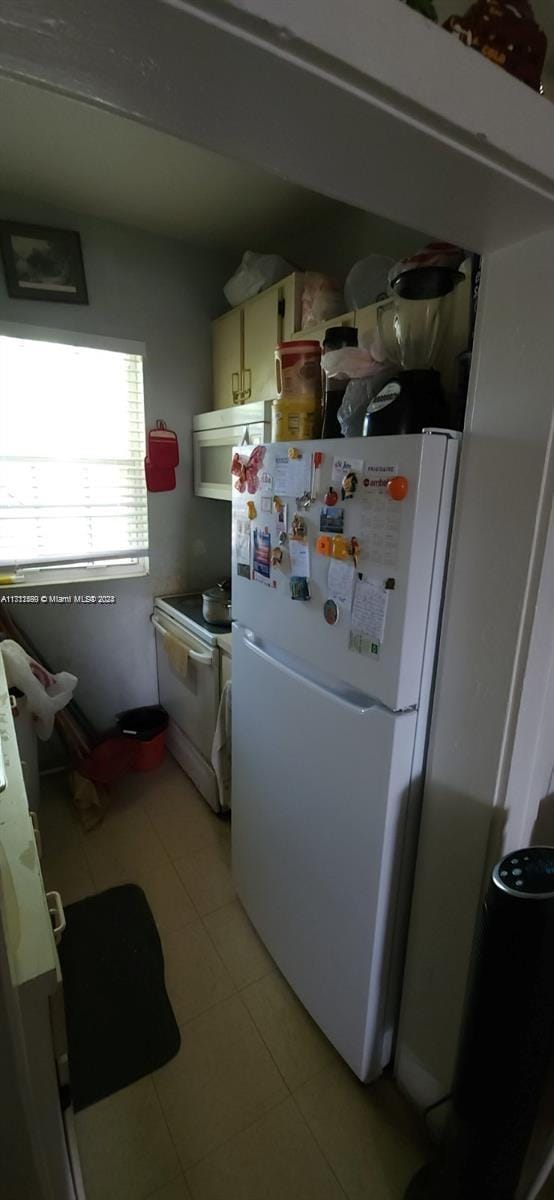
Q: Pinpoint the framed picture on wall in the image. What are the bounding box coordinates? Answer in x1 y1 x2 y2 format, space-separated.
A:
0 221 88 304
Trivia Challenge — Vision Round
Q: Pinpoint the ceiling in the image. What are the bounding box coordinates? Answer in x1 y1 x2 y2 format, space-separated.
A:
0 75 342 248
5 9 551 275
1 76 427 277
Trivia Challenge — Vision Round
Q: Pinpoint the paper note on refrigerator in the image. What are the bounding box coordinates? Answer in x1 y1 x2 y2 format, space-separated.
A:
360 490 402 567
350 577 389 645
327 558 355 609
274 453 311 499
289 539 310 578
252 527 272 585
331 456 364 484
235 516 251 578
258 470 273 495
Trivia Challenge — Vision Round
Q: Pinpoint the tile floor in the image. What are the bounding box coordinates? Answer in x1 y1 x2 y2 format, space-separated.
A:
40 755 428 1200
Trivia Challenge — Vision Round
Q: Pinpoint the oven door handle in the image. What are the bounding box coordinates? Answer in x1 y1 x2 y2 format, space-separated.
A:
150 614 214 665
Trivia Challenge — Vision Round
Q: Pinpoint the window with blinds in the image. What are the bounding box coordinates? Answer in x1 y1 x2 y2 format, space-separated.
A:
0 334 149 582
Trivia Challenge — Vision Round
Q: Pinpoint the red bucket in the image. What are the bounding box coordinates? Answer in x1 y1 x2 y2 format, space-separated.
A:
80 736 135 785
116 706 169 773
131 730 167 772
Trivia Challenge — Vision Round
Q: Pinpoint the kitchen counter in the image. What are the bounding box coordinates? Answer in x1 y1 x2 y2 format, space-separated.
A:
216 632 232 655
156 593 231 648
0 655 58 989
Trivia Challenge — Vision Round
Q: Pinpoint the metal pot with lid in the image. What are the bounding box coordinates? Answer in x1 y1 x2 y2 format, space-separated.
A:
202 580 232 626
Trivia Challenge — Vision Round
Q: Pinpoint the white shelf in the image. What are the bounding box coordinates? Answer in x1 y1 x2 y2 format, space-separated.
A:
3 0 554 252
233 0 554 189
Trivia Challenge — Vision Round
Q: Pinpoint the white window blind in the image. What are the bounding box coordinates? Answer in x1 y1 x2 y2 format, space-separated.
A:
0 334 149 574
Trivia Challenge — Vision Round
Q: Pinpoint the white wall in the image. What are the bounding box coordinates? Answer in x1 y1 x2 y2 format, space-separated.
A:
501 494 554 852
396 228 554 1107
0 194 232 729
273 206 422 285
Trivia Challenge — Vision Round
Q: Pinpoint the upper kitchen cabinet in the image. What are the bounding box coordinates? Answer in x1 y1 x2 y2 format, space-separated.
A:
288 310 356 347
242 273 299 402
355 301 385 345
212 272 301 408
212 305 242 409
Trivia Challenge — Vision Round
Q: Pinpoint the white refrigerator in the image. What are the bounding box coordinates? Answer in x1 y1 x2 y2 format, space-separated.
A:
231 433 459 1083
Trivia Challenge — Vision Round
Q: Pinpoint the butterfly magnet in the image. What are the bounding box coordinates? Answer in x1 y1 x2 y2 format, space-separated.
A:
231 445 266 494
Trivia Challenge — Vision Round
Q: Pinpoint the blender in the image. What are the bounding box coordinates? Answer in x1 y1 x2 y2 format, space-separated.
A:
364 264 462 437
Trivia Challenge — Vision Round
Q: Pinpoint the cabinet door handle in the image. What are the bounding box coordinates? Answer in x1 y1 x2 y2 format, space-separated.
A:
232 371 241 404
241 368 252 401
46 890 66 944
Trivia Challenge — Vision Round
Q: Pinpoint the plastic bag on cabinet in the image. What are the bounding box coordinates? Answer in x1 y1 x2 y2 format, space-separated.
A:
301 273 345 328
224 251 294 306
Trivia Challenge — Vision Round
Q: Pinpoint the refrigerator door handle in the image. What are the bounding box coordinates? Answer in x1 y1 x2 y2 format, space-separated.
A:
241 633 379 715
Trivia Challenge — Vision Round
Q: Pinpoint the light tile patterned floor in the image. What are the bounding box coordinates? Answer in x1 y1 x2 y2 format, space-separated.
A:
40 756 427 1200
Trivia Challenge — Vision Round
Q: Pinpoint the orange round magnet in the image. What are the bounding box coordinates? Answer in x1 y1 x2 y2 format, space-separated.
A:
316 535 332 557
387 475 408 502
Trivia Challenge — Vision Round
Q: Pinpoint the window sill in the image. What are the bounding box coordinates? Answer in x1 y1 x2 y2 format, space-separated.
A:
0 559 149 590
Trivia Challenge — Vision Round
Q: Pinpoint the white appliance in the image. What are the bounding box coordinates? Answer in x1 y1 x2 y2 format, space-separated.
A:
192 400 271 500
231 432 459 1082
153 594 230 811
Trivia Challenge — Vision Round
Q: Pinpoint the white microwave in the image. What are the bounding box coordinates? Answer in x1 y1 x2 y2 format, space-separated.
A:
192 401 271 501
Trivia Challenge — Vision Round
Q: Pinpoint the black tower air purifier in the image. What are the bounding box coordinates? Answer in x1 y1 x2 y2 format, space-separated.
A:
405 845 554 1200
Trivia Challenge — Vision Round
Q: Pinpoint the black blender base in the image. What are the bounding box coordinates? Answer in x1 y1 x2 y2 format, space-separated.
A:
364 369 447 437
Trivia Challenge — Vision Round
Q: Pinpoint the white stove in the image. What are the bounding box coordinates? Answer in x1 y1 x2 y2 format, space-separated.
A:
152 593 230 812
155 593 230 646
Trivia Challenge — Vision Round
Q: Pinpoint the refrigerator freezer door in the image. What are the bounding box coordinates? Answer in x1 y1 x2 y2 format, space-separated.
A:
232 626 418 1082
232 434 454 711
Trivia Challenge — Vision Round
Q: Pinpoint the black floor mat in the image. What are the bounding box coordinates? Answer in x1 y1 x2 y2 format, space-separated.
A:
59 884 180 1111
